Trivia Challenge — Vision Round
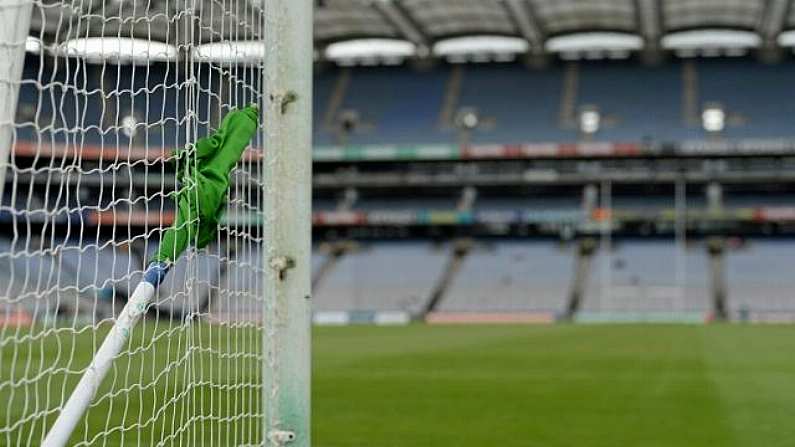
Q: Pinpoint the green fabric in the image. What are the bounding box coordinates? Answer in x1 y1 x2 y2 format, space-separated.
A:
153 105 259 264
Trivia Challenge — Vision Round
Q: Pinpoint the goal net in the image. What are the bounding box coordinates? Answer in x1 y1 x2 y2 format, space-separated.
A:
0 1 311 445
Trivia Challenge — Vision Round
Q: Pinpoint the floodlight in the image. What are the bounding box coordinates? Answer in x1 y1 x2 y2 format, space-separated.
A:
702 105 726 133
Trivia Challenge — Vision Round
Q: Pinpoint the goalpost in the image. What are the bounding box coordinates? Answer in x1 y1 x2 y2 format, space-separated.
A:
0 0 312 446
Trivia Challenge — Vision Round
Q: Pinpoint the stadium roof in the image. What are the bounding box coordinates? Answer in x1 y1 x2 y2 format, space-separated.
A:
27 0 795 64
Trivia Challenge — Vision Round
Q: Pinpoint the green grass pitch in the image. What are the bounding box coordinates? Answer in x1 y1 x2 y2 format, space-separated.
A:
2 324 795 446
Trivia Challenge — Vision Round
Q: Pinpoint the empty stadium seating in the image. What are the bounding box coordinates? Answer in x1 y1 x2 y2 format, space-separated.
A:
312 242 447 314
15 55 253 149
7 232 795 322
339 66 450 145
726 239 795 320
577 61 696 141
16 55 795 148
697 59 795 140
0 236 130 321
8 54 795 324
313 58 795 145
582 241 711 316
457 64 567 143
439 241 572 314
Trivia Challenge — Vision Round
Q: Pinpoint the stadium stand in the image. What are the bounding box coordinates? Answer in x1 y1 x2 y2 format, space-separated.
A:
311 58 795 145
581 241 711 318
438 241 572 315
576 60 693 141
353 197 457 211
17 55 795 148
313 70 337 145
723 193 795 208
0 236 124 321
697 59 795 139
456 64 566 143
475 196 581 212
15 55 238 148
313 242 447 315
726 240 795 321
323 66 450 145
8 47 795 324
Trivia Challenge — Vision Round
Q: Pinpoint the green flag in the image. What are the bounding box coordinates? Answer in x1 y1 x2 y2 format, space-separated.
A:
153 105 259 264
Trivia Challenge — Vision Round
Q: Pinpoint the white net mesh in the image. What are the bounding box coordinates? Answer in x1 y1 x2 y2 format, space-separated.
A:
0 0 269 444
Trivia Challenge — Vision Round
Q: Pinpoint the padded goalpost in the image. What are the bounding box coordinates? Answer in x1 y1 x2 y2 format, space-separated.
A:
0 0 311 446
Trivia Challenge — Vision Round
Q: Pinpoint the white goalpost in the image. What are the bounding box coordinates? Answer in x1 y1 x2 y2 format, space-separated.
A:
0 0 312 446
261 1 313 445
0 0 32 201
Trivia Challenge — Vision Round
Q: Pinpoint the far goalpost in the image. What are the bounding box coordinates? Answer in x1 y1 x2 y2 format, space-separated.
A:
0 1 312 446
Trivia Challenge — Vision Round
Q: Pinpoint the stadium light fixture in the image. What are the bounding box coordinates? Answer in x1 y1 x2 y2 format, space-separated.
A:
324 38 416 66
434 36 528 63
579 107 601 135
777 31 795 49
456 108 481 131
546 32 643 60
192 41 266 65
702 105 726 133
25 36 42 54
55 37 179 64
454 107 481 147
662 30 761 57
120 115 138 139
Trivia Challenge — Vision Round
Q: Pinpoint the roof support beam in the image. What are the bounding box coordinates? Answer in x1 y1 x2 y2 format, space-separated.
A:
372 0 430 53
759 0 790 41
635 0 663 64
757 0 790 62
503 0 545 55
